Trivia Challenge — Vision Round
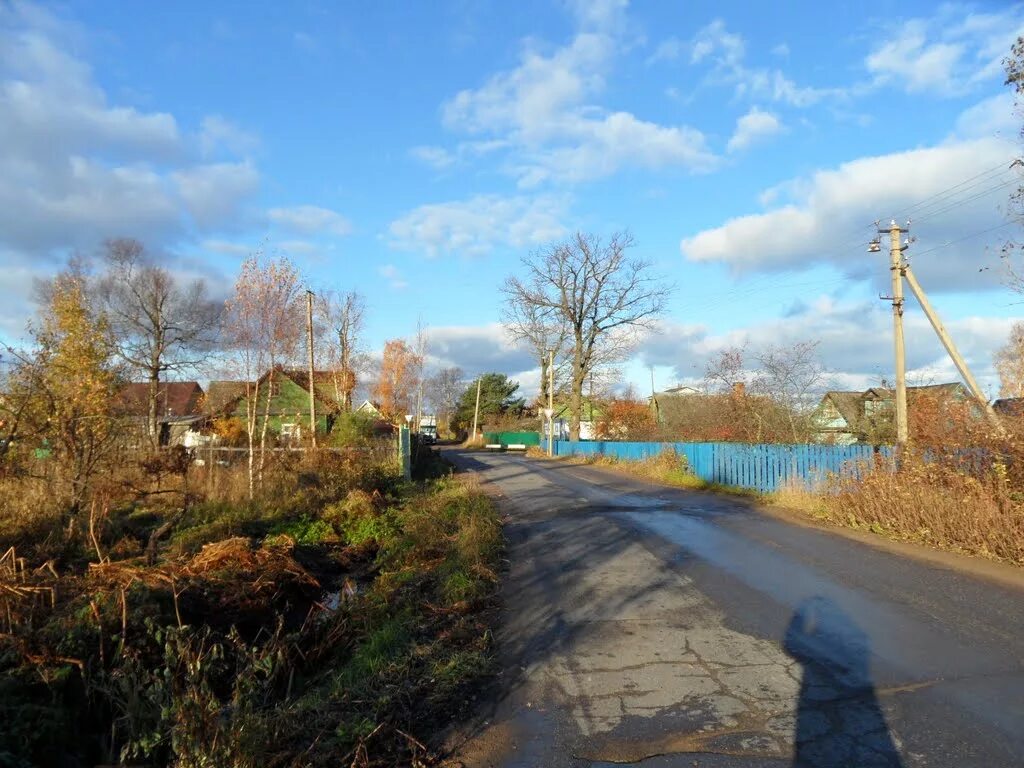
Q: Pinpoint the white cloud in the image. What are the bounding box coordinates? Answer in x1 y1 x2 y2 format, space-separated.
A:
173 162 259 230
680 133 1019 292
0 3 262 259
771 43 790 58
437 9 716 185
726 107 784 153
637 299 1015 396
426 323 534 375
199 115 259 157
267 205 352 236
865 6 1024 96
684 19 833 108
388 194 569 257
866 25 963 95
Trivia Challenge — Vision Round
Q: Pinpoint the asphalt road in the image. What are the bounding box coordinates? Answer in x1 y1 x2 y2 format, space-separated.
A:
442 448 1024 768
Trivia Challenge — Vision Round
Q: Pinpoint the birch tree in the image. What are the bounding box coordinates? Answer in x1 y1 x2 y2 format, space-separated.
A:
373 339 420 420
224 254 303 496
995 321 1024 398
318 290 365 411
502 232 671 440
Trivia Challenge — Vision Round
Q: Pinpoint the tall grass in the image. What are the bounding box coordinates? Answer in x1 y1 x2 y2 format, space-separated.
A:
817 451 1024 565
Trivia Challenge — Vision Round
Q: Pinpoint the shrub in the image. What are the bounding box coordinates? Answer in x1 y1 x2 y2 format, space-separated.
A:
821 449 1024 565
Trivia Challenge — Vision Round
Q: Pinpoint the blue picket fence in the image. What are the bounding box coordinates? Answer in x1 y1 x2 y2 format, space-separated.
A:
553 440 894 493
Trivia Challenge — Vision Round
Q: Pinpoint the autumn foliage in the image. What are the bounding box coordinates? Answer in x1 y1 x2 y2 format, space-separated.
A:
595 391 658 440
373 338 421 420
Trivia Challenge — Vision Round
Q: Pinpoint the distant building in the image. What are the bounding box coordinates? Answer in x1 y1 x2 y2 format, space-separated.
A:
207 367 345 440
355 400 384 418
813 383 975 445
116 381 206 447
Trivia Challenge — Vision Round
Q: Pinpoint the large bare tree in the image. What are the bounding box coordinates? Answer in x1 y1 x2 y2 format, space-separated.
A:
95 239 220 444
500 298 568 407
502 232 671 440
317 290 365 411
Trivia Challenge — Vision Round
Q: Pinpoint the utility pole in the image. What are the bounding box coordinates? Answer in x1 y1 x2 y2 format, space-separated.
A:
871 221 1001 438
873 220 909 447
306 290 317 447
548 349 555 456
471 376 482 441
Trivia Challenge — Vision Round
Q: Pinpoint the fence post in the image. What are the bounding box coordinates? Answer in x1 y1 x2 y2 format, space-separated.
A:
398 426 411 481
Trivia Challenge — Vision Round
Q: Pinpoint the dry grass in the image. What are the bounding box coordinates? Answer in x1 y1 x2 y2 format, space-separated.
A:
816 453 1024 565
0 473 65 541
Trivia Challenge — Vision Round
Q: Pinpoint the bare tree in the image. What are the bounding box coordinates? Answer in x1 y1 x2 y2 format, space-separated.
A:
703 346 750 395
425 366 464 433
501 299 568 407
995 321 1024 397
317 290 365 411
699 342 826 443
754 340 827 442
413 319 429 428
95 239 220 445
224 253 304 496
503 232 671 440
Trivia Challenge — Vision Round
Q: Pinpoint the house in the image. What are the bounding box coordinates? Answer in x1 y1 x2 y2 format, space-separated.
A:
355 400 384 418
116 381 207 447
650 385 702 428
209 368 345 440
118 381 204 419
813 382 976 445
540 399 602 441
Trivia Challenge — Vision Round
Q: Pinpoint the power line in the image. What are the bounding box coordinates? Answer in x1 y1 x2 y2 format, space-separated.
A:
893 161 1015 220
908 178 1018 226
908 220 1017 259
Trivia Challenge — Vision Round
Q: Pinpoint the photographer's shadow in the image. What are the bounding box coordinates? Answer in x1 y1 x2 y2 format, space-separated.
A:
784 597 903 767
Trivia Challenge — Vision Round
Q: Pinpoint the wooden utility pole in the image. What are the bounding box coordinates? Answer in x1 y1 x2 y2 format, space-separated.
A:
471 377 482 441
882 220 909 447
306 290 317 447
548 349 555 456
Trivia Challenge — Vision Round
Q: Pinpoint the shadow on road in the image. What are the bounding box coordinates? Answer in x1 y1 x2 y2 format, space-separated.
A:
784 597 903 768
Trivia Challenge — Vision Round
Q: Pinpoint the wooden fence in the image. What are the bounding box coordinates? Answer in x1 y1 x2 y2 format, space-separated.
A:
554 440 894 493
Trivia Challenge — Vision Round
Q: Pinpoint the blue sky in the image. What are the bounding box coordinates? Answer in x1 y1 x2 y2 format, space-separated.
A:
1 0 1022 397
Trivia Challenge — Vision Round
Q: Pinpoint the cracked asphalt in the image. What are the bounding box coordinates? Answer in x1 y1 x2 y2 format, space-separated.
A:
443 449 1024 767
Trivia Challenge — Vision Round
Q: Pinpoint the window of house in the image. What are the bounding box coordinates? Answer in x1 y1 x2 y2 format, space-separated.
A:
864 399 893 416
280 423 300 440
